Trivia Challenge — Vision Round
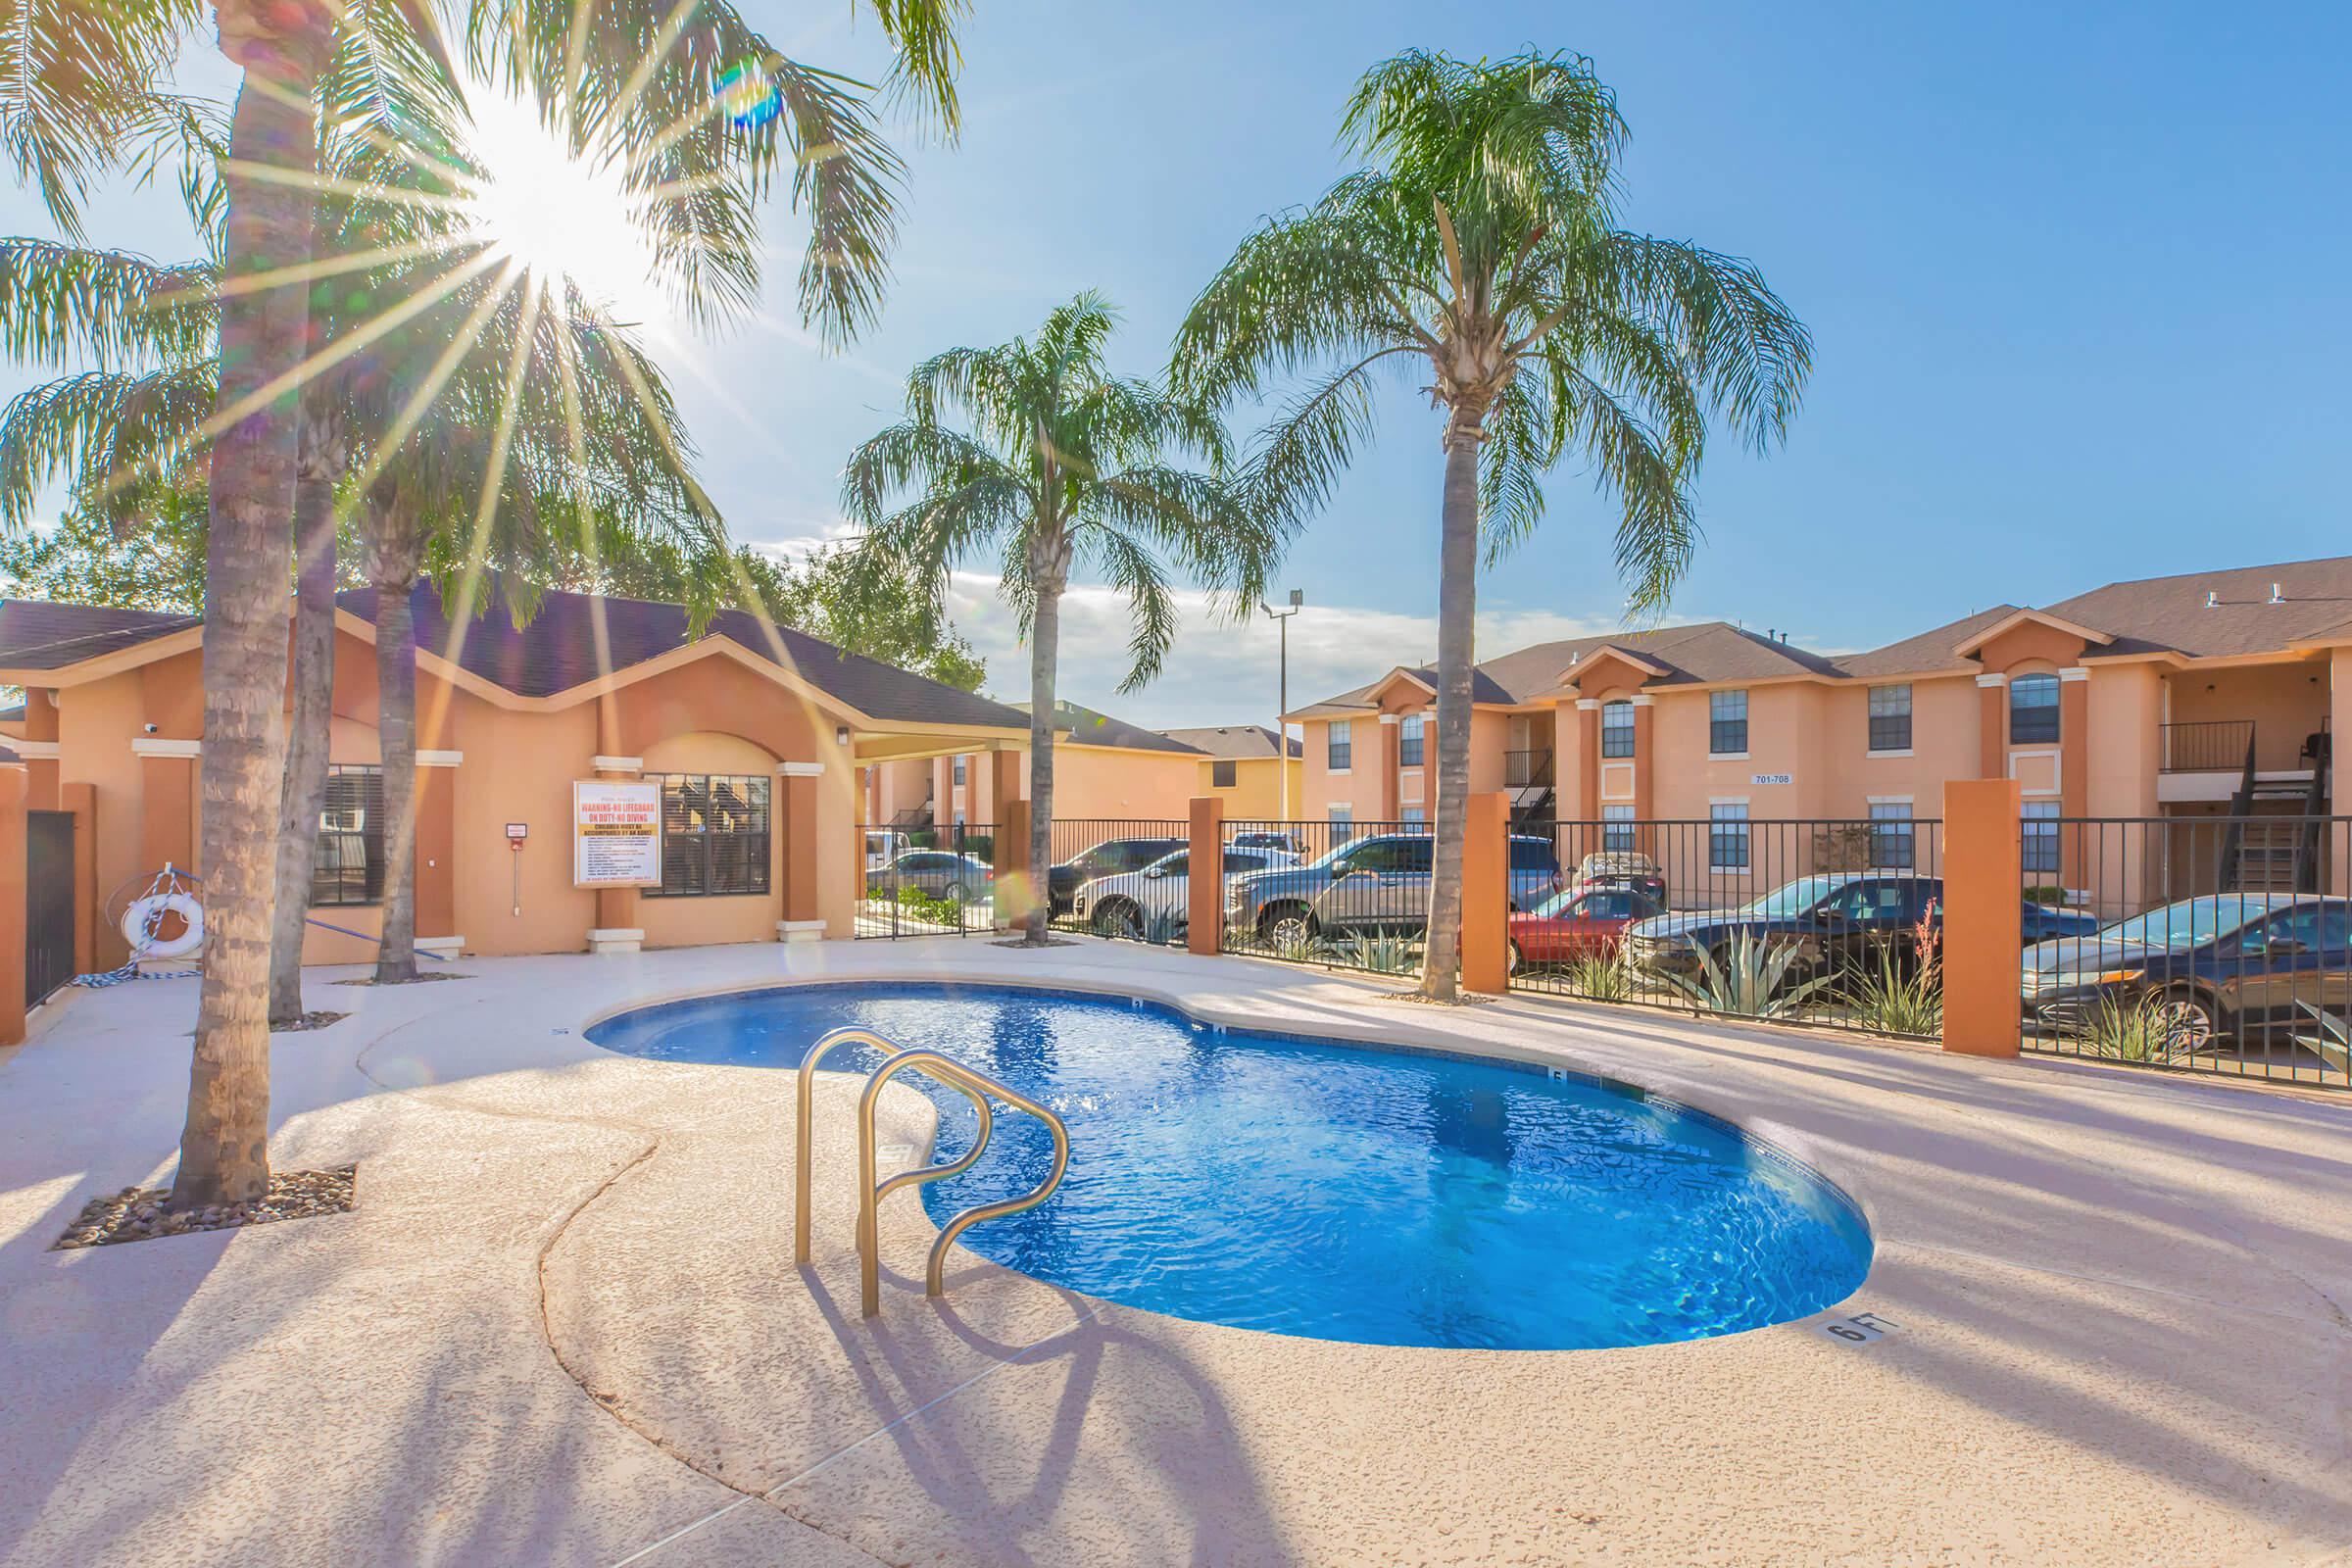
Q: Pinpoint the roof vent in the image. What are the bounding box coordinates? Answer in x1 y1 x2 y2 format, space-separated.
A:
2270 582 2285 605
2204 591 2220 609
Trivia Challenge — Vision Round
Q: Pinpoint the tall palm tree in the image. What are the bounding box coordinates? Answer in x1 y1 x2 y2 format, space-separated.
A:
1172 49 1811 1000
2 0 969 1203
844 293 1280 944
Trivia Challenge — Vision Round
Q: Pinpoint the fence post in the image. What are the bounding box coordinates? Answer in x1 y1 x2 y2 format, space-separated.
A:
1462 791 1509 994
0 764 26 1045
1941 777 2022 1057
1188 796 1223 956
996 797 1031 933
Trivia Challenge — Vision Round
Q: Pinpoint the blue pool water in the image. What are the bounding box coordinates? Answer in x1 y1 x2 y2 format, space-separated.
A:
586 982 1871 1350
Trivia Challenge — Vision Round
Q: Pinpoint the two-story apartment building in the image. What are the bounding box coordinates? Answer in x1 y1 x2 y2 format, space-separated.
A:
1289 555 2352 906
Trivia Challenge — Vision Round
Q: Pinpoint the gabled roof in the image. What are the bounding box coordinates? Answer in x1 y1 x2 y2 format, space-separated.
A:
0 584 1031 732
1832 606 2020 679
1949 607 2116 658
1158 724 1301 760
2042 555 2352 660
1016 701 1204 755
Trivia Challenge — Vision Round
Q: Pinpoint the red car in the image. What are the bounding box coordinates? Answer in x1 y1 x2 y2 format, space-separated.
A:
1506 887 1664 973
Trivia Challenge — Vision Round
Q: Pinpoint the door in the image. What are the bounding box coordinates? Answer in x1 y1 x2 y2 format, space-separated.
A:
26 810 74 1006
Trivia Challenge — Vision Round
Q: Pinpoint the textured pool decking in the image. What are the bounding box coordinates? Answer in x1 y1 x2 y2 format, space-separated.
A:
2 939 2348 1567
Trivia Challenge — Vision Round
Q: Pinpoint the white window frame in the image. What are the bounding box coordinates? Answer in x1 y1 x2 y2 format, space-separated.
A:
1601 803 1637 854
1707 799 1750 873
1709 689 1749 759
1868 683 1914 756
1327 719 1353 775
1866 797 1916 870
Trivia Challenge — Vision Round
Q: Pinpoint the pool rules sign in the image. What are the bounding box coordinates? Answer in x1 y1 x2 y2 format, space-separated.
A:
572 780 662 887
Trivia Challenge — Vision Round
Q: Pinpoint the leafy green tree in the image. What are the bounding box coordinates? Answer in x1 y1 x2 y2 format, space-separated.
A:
845 293 1280 943
1173 49 1810 1000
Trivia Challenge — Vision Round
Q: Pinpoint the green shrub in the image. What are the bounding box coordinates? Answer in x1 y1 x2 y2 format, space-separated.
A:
1563 944 1637 1002
1843 912 1942 1037
892 885 966 927
2073 993 2199 1064
1664 933 1829 1020
1334 931 1422 976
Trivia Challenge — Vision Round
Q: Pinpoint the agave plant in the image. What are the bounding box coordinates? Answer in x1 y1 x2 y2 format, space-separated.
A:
2073 994 2201 1065
1664 934 1830 1020
1335 931 1424 977
1843 906 1943 1037
1564 943 1638 1004
1267 926 1328 964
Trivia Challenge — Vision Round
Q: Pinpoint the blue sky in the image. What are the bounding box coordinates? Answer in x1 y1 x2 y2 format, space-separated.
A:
7 0 2350 726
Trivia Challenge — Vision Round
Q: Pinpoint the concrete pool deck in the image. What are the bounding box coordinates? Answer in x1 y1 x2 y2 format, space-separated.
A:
2 939 2349 1567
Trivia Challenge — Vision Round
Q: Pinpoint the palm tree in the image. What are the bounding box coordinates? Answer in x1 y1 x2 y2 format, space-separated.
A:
1172 49 1811 1000
844 293 1280 944
2 0 969 1202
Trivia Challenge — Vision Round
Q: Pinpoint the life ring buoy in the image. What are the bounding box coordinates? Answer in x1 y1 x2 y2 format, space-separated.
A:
123 892 205 960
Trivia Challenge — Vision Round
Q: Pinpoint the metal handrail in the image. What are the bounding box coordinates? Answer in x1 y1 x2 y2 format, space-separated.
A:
792 1025 1071 1317
857 1049 1069 1317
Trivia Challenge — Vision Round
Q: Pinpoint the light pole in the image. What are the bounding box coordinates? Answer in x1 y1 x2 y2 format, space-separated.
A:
1263 589 1302 820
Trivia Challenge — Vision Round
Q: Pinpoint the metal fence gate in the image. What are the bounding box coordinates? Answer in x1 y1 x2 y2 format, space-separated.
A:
855 821 1000 938
25 809 74 1006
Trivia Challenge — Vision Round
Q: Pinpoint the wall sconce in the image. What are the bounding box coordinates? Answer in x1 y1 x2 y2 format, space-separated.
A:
835 725 851 746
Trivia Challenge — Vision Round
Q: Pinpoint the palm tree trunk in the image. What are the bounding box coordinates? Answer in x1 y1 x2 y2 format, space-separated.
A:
1419 420 1485 1002
267 400 341 1024
1023 567 1063 947
373 548 420 985
172 57 323 1209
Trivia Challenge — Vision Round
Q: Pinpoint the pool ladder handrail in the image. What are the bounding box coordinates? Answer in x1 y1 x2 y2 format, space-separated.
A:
794 1026 1071 1317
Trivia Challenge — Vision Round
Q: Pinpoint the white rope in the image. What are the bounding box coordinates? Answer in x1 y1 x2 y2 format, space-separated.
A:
74 863 204 987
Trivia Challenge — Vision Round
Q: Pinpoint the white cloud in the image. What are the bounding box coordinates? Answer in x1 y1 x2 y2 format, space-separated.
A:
942 572 1635 729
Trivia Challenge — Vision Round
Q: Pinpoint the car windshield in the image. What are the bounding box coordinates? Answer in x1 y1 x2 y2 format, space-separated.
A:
1740 875 1846 918
2097 897 2267 952
1533 889 1583 917
1142 851 1186 876
1302 839 1360 871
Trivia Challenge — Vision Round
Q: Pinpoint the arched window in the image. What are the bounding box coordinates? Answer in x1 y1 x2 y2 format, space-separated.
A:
1600 700 1636 758
2010 672 2060 744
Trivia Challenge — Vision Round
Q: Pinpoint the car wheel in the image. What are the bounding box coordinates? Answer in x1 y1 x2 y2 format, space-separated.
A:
943 881 965 902
2154 986 2220 1054
1092 900 1141 940
1264 907 1318 949
1506 939 1524 975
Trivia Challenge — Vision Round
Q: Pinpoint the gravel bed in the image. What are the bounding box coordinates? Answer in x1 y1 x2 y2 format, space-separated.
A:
270 1010 350 1032
53 1166 357 1250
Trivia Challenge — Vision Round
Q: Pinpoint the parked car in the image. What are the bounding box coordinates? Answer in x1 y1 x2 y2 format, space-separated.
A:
1506 887 1664 973
2021 895 2352 1049
1073 845 1301 939
1565 851 1668 906
1224 831 1561 946
867 849 994 901
863 828 910 872
1047 836 1186 915
1625 872 2098 979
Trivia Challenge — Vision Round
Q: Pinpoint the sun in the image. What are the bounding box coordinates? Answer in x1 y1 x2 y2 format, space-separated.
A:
460 89 666 325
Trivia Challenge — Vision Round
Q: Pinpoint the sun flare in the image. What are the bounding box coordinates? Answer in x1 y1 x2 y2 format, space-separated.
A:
460 89 665 324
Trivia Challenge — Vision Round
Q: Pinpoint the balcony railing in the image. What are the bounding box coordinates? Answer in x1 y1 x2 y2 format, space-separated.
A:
2161 720 2256 773
1503 749 1554 788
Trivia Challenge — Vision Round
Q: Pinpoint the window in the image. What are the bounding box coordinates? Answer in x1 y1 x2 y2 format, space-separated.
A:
2022 801 2061 876
1352 836 1434 874
1211 759 1237 789
1328 719 1352 772
1507 838 1558 871
1868 801 1915 869
1328 803 1353 843
1398 712 1425 767
1600 700 1636 758
1868 685 1912 753
1710 690 1748 756
952 755 966 785
1601 804 1636 853
1400 807 1425 825
1709 802 1750 871
312 764 384 906
647 772 770 898
2010 673 2060 744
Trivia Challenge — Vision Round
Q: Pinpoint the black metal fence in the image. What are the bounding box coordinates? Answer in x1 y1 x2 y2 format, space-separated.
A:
1045 817 1192 938
2019 815 2350 1089
1215 816 1481 975
1499 817 1950 1040
856 821 999 938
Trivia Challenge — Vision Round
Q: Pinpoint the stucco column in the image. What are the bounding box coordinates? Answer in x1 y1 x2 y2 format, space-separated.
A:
1377 713 1400 821
2060 667 2090 891
1576 700 1599 826
1941 778 2023 1057
1631 696 1656 856
996 796 1032 932
1462 790 1509 995
778 762 824 942
589 753 643 940
990 748 1022 826
18 688 58 809
61 781 97 974
1976 672 2007 778
132 739 199 877
1188 795 1224 956
0 764 25 1044
2332 650 2352 895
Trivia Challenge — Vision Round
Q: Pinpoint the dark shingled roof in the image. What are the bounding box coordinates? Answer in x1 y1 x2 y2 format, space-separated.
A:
1295 622 1839 714
1157 724 1301 760
2043 556 2352 660
0 585 1030 731
1832 606 2021 678
0 600 199 668
1015 701 1204 755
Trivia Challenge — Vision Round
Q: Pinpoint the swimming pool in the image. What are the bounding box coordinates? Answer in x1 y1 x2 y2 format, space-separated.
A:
587 981 1871 1350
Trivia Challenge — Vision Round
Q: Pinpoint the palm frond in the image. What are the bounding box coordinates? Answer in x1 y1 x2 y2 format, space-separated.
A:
0 237 217 369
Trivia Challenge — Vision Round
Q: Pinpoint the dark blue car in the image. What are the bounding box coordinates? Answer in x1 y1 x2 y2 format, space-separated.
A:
2022 895 2352 1049
1626 872 2098 979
